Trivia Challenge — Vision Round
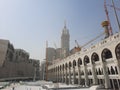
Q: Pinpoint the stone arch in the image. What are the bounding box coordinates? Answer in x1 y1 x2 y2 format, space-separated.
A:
115 43 120 60
60 65 62 71
91 52 99 64
62 64 65 70
69 61 72 68
101 48 113 61
73 60 76 68
65 63 68 69
84 55 90 65
78 58 82 67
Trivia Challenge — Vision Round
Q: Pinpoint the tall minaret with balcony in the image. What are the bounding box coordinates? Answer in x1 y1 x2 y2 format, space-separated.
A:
61 21 70 58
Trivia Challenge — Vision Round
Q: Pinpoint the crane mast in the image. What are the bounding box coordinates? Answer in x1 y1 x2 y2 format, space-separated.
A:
104 0 113 35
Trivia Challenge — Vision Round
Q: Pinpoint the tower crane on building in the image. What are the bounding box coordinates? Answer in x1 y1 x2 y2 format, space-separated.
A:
75 32 105 52
104 0 120 32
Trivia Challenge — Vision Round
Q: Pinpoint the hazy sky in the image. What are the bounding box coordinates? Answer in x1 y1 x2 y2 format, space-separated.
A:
0 0 120 61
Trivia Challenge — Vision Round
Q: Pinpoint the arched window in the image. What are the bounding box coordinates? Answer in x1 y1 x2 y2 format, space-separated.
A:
91 52 99 64
78 58 82 67
73 60 76 68
84 55 90 65
115 43 120 60
101 48 112 61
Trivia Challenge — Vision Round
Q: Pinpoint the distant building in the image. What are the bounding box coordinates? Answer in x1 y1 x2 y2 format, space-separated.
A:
46 22 70 62
0 39 40 81
0 39 14 67
40 60 46 80
55 48 61 59
61 22 70 58
47 47 56 62
29 59 40 80
13 49 29 62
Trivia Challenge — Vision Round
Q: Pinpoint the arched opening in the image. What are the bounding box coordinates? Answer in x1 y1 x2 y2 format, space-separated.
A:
62 64 65 82
91 52 99 64
60 65 62 71
65 63 68 69
115 43 120 60
58 66 59 71
69 62 72 68
73 60 76 68
107 67 110 75
96 69 98 75
111 66 115 75
78 58 82 67
115 66 118 74
84 55 90 65
62 64 64 70
99 68 102 75
101 48 112 61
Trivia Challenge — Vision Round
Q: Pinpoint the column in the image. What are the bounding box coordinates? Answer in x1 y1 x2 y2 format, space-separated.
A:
84 65 89 86
73 66 76 84
65 68 67 84
69 67 71 84
91 64 97 84
78 66 81 85
102 62 111 88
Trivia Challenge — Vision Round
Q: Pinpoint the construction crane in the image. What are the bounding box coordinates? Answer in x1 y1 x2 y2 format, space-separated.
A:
107 4 120 11
75 32 105 52
105 0 120 32
104 0 113 35
75 40 81 52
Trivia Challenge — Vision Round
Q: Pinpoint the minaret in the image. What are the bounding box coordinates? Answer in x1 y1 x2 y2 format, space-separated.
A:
61 21 70 58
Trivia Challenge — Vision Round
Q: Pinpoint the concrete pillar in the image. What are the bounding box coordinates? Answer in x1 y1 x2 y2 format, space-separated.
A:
102 62 111 88
69 67 71 84
117 60 120 77
91 64 97 84
65 68 67 84
117 79 120 90
73 67 76 84
62 69 64 83
84 65 89 86
78 66 81 85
